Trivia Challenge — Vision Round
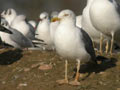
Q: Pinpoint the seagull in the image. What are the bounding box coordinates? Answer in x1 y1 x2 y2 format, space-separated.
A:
1 8 36 41
54 9 96 85
0 19 34 48
0 24 13 34
10 15 35 40
81 0 111 54
35 12 52 49
89 0 120 55
1 8 17 25
50 12 59 50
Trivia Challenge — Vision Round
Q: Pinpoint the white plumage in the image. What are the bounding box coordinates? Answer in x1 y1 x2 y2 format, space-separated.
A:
89 0 120 54
54 9 96 85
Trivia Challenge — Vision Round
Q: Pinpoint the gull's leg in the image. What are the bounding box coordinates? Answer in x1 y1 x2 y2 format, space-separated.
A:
110 33 114 56
56 60 68 84
100 33 103 55
69 59 80 86
105 40 109 54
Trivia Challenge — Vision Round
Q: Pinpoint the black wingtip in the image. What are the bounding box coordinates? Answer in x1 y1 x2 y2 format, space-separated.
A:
0 25 13 34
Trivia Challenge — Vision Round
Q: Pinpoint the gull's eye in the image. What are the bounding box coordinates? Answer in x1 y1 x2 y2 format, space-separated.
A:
64 14 69 16
44 16 47 19
4 10 7 15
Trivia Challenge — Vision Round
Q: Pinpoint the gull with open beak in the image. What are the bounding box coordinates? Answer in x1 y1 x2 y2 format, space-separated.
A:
54 9 96 85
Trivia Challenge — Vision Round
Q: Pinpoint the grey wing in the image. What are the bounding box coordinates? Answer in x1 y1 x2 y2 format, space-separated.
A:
80 28 96 63
114 0 120 15
10 28 33 48
26 21 35 40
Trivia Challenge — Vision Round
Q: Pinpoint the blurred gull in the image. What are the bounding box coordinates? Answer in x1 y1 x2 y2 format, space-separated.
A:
1 8 17 25
54 9 96 85
0 19 34 48
81 0 110 54
35 12 52 49
1 8 36 41
89 0 120 55
11 15 35 40
50 11 59 50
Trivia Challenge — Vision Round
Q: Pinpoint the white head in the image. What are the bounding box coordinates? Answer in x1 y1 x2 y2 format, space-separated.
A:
39 12 49 21
58 9 76 23
1 8 17 25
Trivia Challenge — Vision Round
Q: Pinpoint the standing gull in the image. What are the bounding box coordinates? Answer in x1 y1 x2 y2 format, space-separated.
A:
89 0 120 55
54 9 96 85
81 0 110 54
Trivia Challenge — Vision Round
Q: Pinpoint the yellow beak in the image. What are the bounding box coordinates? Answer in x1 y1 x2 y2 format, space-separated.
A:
51 17 61 22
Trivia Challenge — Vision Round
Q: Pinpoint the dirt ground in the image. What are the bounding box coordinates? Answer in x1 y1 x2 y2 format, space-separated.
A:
0 48 120 90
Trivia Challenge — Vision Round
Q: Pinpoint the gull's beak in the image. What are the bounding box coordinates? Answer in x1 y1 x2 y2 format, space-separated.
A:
39 18 42 21
51 17 61 22
0 25 13 34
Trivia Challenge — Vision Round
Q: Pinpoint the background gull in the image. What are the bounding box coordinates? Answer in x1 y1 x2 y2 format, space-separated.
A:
0 19 34 48
81 0 111 54
89 0 120 55
50 11 59 50
35 12 52 50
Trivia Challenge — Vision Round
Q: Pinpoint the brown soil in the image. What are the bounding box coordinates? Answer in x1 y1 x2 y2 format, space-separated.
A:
0 48 120 90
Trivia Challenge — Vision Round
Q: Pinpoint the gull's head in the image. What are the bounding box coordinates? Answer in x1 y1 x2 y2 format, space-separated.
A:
1 18 10 29
58 9 76 21
1 8 17 24
51 9 75 23
39 12 49 21
1 8 17 19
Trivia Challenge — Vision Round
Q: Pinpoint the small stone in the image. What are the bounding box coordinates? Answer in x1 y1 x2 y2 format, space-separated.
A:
2 81 6 84
18 83 27 87
24 68 30 72
38 64 52 70
31 62 44 68
99 72 105 75
117 88 120 90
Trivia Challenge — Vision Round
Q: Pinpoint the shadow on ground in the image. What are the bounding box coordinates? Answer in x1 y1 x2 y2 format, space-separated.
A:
73 55 117 80
0 49 23 65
